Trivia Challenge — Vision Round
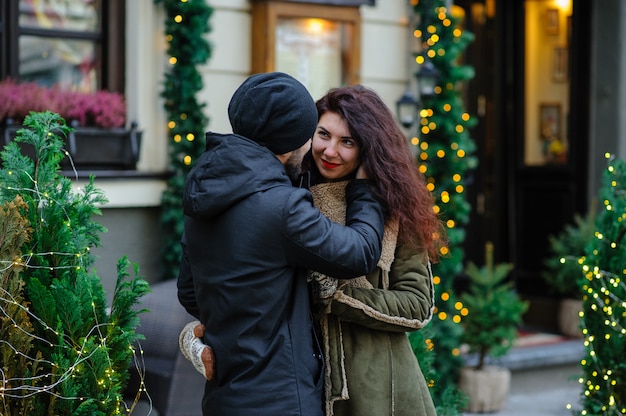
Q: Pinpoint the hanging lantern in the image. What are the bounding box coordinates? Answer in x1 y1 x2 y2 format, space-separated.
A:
417 59 439 99
395 89 420 129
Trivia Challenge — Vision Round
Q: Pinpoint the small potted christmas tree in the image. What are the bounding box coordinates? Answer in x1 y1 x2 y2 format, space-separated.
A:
458 242 528 413
542 210 595 337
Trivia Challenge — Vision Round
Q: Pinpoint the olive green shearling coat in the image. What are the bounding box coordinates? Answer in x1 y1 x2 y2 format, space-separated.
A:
310 182 437 416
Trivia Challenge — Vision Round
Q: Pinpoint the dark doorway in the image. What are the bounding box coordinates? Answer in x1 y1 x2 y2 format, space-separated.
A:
455 0 591 329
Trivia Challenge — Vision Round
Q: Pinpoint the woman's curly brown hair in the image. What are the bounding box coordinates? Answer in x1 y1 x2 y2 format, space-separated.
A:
304 85 447 261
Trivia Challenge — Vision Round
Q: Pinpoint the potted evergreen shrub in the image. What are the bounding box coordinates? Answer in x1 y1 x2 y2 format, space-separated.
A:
542 211 595 337
0 79 141 171
458 242 528 413
0 111 150 415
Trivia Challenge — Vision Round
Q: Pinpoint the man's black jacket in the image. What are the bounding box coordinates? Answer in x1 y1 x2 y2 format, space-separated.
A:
178 132 384 416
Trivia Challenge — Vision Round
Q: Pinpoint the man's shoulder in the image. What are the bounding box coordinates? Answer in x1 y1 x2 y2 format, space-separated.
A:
256 183 311 205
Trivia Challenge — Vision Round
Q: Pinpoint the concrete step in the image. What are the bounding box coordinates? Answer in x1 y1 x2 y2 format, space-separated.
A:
463 337 585 371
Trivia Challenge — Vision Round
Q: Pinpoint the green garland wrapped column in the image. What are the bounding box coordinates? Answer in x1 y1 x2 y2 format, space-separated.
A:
408 0 477 413
154 0 214 279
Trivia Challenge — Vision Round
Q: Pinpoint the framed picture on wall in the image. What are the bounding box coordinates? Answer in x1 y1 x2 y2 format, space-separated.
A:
539 102 566 164
553 47 568 82
546 8 559 35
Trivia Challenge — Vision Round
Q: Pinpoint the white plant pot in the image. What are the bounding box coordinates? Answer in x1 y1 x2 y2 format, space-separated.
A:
558 298 583 338
459 365 511 413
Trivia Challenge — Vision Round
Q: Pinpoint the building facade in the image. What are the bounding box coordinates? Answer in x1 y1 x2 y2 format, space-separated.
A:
1 0 624 330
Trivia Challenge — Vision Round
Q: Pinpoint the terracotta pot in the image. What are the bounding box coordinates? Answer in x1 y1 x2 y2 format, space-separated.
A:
558 298 583 338
459 365 511 413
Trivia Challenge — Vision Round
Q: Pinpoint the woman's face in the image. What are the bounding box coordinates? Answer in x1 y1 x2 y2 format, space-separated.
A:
312 111 360 181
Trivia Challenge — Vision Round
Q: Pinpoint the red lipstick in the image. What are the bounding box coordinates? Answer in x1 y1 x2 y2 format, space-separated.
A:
321 160 340 169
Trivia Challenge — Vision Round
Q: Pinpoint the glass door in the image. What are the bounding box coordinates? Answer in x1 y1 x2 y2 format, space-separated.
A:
524 0 572 166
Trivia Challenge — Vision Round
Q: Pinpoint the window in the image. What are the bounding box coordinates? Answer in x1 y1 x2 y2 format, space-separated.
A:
251 1 361 100
0 0 125 93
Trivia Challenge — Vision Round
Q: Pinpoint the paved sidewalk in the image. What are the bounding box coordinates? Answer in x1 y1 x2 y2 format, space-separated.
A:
130 335 585 416
463 338 584 416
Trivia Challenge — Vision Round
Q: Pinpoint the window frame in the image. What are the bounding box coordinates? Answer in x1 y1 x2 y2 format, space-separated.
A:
0 0 125 94
251 0 362 86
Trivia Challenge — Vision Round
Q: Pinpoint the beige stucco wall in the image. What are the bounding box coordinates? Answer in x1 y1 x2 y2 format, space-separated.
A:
126 1 168 174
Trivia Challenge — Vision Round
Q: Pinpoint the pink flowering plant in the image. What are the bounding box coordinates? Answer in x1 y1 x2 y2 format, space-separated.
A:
0 79 126 128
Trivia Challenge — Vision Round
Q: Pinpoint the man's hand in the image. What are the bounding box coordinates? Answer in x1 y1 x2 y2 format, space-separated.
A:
179 320 215 381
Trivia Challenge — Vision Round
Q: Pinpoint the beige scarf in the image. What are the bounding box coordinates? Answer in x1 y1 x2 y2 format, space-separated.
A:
308 181 399 416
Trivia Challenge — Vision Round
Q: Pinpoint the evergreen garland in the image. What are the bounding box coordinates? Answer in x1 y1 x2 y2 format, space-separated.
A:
154 0 213 280
579 155 626 415
409 0 478 412
0 111 150 415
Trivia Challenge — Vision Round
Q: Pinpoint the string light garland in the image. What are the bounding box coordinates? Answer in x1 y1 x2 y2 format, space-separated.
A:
406 0 478 412
576 154 626 415
154 0 213 280
0 111 150 415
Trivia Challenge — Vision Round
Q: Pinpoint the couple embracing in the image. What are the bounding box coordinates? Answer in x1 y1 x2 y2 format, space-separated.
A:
177 72 443 416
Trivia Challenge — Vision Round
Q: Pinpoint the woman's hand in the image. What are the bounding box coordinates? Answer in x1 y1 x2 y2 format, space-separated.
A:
356 164 368 179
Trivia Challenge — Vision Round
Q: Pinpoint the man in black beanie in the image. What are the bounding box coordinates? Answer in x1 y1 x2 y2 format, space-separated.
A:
177 72 385 416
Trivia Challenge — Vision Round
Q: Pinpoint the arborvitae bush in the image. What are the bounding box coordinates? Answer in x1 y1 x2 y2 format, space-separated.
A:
0 111 150 415
0 196 40 416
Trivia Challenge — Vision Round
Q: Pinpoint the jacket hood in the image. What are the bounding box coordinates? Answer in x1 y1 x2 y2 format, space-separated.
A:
183 132 291 219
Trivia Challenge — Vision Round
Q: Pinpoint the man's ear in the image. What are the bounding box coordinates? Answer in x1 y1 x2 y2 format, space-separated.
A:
275 151 292 165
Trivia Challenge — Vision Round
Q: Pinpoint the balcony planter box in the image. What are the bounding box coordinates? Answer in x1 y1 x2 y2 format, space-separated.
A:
2 122 142 171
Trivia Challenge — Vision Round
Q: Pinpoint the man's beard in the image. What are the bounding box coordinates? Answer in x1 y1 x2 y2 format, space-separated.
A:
284 153 303 183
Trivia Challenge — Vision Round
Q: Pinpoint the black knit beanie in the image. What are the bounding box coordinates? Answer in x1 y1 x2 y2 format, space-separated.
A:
228 72 317 155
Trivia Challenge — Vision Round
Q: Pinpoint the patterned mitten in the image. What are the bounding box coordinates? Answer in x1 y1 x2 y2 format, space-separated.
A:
179 320 215 381
311 271 338 300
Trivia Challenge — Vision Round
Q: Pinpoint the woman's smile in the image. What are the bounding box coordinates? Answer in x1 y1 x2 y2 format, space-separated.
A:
321 159 341 169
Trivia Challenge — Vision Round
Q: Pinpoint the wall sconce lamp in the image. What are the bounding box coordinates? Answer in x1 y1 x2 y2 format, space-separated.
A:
417 59 439 100
396 89 420 129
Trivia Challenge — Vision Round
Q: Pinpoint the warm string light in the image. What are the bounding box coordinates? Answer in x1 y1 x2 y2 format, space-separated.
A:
575 154 626 415
1 170 91 274
1 168 150 413
163 2 198 170
411 4 474 339
0 277 151 409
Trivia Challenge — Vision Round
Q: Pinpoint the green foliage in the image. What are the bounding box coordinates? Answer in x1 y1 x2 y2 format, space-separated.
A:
579 156 626 415
154 0 213 279
542 212 595 298
0 111 150 415
410 1 478 411
460 243 528 370
410 327 468 415
0 196 41 416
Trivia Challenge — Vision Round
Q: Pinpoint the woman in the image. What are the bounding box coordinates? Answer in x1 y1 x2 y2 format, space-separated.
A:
304 84 444 416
